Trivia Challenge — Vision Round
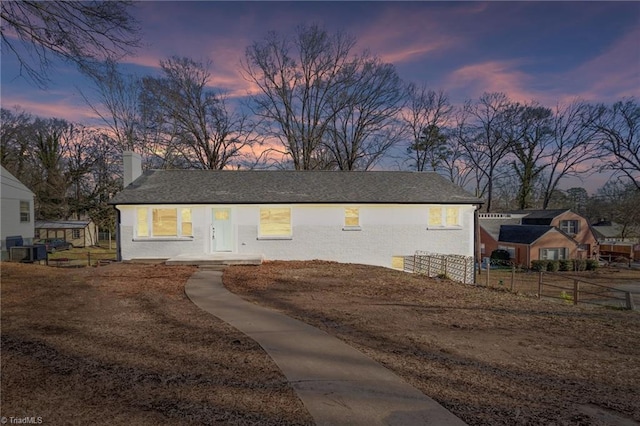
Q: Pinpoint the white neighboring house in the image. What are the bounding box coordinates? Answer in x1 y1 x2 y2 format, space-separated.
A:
1 165 35 255
110 152 483 267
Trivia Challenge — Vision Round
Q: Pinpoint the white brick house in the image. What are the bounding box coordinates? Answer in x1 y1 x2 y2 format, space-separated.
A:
110 153 482 268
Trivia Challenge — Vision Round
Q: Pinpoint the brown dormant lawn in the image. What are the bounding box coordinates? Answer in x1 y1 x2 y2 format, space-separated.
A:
224 261 640 426
1 262 312 425
3 260 639 425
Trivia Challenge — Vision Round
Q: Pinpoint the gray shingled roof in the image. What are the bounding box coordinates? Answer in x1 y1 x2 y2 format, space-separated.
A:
498 225 557 244
109 170 483 205
479 218 521 240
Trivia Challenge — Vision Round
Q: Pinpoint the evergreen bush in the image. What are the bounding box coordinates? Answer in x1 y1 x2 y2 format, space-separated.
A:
585 259 599 271
559 259 574 271
531 260 547 271
547 260 560 272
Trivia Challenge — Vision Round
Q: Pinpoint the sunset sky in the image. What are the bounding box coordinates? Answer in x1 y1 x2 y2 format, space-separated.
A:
1 1 639 191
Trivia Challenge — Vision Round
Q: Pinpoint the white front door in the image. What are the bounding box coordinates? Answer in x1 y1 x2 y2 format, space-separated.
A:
212 208 232 252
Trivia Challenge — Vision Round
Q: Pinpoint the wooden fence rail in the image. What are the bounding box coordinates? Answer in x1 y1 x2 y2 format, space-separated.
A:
537 271 635 310
476 266 635 310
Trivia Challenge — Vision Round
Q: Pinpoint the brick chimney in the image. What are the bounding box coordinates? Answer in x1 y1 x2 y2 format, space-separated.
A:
123 151 142 187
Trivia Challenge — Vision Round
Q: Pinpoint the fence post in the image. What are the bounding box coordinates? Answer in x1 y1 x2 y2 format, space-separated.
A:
444 257 448 278
464 260 468 284
626 292 635 310
510 265 515 292
573 280 579 305
537 271 543 299
486 262 490 287
87 252 91 266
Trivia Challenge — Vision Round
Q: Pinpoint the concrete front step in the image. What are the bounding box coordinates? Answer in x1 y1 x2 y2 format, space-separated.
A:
164 253 263 266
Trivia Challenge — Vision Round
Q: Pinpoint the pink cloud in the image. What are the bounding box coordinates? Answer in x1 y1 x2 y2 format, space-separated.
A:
444 60 538 103
2 95 98 122
356 6 460 64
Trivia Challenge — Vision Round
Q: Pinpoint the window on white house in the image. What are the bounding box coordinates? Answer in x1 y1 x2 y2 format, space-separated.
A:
153 208 177 236
181 208 193 236
446 207 459 226
559 220 579 235
428 206 460 228
137 208 149 237
540 248 568 260
72 229 81 239
428 207 442 226
20 201 30 222
136 207 192 238
259 207 291 237
344 207 360 228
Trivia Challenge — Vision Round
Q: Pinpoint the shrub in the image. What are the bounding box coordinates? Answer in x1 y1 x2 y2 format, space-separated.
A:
547 260 560 272
585 259 599 271
559 259 574 271
490 249 511 266
574 258 587 271
531 260 547 271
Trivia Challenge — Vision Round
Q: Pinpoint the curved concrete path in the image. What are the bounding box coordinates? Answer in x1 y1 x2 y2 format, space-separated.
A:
185 269 467 426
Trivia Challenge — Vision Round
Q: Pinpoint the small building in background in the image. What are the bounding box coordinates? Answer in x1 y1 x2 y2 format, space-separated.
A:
35 219 99 248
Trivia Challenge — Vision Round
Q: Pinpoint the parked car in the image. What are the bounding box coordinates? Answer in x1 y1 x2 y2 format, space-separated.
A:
35 238 72 253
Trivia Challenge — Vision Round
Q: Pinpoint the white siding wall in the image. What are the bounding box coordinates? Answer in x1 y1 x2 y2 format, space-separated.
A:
1 167 35 249
117 204 476 268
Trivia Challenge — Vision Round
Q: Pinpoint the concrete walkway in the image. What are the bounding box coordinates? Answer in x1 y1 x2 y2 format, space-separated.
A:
185 268 467 426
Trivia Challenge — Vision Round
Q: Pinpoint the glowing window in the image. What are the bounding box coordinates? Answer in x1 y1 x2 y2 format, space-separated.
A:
152 208 177 236
345 207 359 227
181 208 192 236
428 207 442 226
137 208 149 237
446 207 459 226
260 208 291 237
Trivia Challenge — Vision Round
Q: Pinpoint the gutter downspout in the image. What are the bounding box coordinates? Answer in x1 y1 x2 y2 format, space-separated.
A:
114 206 122 262
474 204 481 284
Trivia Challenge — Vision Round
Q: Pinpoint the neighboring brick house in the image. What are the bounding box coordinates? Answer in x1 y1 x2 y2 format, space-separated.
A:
109 152 483 267
479 209 598 266
497 225 579 266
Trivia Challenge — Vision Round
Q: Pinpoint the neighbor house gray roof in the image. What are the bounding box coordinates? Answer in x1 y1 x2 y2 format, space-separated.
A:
498 225 560 245
479 218 521 241
109 170 483 205
35 220 92 229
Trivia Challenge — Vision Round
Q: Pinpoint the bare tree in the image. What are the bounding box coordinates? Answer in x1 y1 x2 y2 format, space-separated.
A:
1 1 140 87
402 85 453 171
593 180 640 239
456 92 514 212
81 60 141 152
323 57 405 170
0 107 34 179
505 102 554 209
538 100 601 209
593 98 640 191
140 56 255 170
438 131 475 189
243 24 383 170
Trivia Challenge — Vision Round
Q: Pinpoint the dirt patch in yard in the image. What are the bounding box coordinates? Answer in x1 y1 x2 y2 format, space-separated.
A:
224 261 640 426
1 262 312 425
